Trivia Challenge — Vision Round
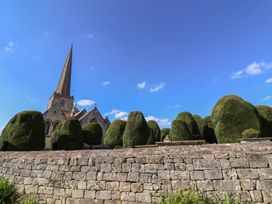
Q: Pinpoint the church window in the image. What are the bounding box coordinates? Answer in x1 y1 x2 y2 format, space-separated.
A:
45 121 51 135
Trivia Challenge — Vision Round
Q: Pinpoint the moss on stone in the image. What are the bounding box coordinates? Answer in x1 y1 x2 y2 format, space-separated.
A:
176 112 201 139
242 128 261 139
211 95 262 143
160 128 170 141
256 105 272 137
0 111 45 151
104 120 126 148
83 122 103 146
170 119 192 141
146 120 161 144
123 111 150 148
51 119 83 150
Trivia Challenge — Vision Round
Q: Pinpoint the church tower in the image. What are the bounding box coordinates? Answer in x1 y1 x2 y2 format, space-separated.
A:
46 45 74 117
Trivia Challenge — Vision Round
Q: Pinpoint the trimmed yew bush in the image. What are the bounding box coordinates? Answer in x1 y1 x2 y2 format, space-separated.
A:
104 120 126 148
83 122 103 146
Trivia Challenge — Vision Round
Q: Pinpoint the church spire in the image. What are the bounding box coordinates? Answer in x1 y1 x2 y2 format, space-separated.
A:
56 45 73 96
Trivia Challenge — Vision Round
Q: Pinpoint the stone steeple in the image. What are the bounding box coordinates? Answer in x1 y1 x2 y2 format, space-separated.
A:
56 45 73 96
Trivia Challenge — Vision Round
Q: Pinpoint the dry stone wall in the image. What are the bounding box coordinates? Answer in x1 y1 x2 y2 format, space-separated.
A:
0 142 272 203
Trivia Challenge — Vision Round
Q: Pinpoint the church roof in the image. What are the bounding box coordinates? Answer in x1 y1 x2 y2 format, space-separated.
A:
56 45 73 96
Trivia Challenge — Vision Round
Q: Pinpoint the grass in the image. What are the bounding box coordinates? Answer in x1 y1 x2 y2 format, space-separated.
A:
161 187 245 204
0 177 39 204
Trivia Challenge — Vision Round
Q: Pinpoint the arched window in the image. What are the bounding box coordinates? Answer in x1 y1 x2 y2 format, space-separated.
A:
53 121 60 130
45 121 51 135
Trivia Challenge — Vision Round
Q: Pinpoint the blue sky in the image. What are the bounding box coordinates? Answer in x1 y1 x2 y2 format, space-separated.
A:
1 0 272 129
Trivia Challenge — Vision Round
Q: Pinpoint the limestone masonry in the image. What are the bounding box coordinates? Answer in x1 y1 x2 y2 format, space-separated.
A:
0 142 272 203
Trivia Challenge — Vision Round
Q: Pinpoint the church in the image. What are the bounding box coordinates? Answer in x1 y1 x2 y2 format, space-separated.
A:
43 46 111 149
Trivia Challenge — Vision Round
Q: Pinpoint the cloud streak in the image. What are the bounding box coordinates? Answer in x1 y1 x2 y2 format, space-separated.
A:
102 81 110 87
145 115 171 127
137 81 146 89
4 42 17 53
231 61 272 79
77 99 96 106
149 82 165 93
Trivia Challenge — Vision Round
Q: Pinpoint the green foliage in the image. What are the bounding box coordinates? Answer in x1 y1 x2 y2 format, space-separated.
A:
20 196 39 204
242 128 261 139
104 120 126 148
51 119 83 150
176 112 201 139
123 111 150 148
146 120 161 144
193 115 206 139
203 116 217 144
160 128 170 141
256 105 272 137
0 177 20 204
83 122 103 146
0 111 45 151
211 95 262 143
170 120 192 141
161 188 243 204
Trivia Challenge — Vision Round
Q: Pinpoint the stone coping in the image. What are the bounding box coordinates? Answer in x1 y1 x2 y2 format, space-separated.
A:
0 142 271 159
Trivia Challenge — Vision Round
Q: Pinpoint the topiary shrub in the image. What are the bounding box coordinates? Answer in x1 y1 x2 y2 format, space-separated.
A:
51 119 83 150
256 105 272 137
160 128 170 141
170 119 192 141
123 111 150 148
104 120 126 148
211 95 262 143
242 128 261 139
203 116 217 144
0 111 45 151
146 120 161 144
176 112 201 139
83 122 103 146
193 114 206 139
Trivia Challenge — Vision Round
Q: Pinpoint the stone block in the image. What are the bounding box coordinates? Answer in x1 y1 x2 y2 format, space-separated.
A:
106 182 119 191
111 191 121 200
193 159 221 170
103 173 116 181
171 180 191 190
190 171 204 180
229 158 249 168
204 170 222 180
131 183 143 193
247 154 268 168
222 169 237 179
100 163 111 173
158 170 170 180
72 172 86 180
78 181 87 190
121 192 136 201
240 180 255 191
86 172 97 180
122 163 132 173
84 190 96 199
77 158 88 166
256 180 272 190
127 173 139 182
262 190 272 203
96 191 111 200
213 180 241 191
257 168 272 179
170 171 190 180
219 159 231 169
250 190 263 203
136 192 151 203
236 169 258 179
72 190 84 198
116 173 127 182
119 182 130 191
197 180 214 191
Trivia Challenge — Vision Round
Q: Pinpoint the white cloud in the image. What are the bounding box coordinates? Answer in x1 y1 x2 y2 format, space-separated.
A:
137 81 146 89
77 99 96 106
87 33 95 39
105 109 129 121
146 115 171 127
261 96 272 102
149 82 165 93
4 42 17 53
265 77 272 84
103 81 110 87
231 61 272 79
167 104 179 109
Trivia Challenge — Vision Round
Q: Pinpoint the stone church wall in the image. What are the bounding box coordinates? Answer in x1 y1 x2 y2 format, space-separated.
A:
0 142 272 203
